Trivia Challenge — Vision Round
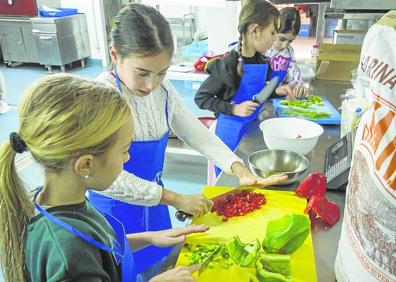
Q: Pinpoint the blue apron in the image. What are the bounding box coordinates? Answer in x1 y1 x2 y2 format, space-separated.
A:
33 188 137 282
88 68 172 275
214 61 268 176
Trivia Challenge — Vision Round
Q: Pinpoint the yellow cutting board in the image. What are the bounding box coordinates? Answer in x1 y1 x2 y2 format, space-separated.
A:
176 186 318 282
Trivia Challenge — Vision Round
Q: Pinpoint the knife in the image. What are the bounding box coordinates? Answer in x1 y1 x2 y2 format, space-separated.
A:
252 76 279 104
175 186 258 222
198 245 222 275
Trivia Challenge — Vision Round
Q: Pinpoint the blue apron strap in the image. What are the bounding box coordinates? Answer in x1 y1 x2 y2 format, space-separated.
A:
33 189 125 264
113 67 123 95
160 84 170 131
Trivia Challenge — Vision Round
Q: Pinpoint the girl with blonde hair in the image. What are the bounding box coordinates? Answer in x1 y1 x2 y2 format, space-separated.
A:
0 74 207 282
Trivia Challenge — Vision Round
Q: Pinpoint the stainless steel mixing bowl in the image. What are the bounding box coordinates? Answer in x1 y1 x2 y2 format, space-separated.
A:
248 149 310 185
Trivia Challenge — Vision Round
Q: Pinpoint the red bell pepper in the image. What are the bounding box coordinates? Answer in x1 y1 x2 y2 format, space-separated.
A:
193 57 208 72
295 172 327 199
304 196 340 226
193 52 229 72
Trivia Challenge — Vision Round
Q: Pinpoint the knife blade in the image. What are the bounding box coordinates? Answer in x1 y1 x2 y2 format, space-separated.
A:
175 186 258 221
198 245 221 275
252 76 279 104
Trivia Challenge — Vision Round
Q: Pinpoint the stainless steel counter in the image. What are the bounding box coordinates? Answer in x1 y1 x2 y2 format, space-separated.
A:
215 117 345 282
159 80 351 282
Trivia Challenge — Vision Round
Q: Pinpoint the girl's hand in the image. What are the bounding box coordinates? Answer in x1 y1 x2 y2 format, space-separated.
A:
150 264 200 282
232 101 260 117
175 194 213 218
150 225 209 247
231 162 288 187
275 84 293 99
293 84 308 99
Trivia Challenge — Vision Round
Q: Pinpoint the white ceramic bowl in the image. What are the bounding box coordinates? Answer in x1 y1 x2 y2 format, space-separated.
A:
259 117 324 155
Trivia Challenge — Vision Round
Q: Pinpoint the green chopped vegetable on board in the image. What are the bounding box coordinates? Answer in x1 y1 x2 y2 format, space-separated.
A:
282 107 331 120
263 214 310 254
280 95 324 108
184 242 233 269
226 236 261 267
256 253 292 282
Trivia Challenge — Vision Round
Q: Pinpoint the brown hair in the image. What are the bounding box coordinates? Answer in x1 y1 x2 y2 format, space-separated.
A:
237 0 279 76
279 7 301 35
111 3 174 58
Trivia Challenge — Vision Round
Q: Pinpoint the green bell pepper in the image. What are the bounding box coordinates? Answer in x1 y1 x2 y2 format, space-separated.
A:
226 236 261 267
256 253 292 282
263 214 310 254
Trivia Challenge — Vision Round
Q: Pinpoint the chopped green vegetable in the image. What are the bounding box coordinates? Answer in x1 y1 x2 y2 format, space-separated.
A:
184 242 231 268
227 236 261 267
263 214 310 254
282 107 331 120
280 95 323 108
256 254 292 282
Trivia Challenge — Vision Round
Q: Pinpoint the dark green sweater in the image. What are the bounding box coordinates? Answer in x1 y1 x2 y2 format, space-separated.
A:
25 200 121 282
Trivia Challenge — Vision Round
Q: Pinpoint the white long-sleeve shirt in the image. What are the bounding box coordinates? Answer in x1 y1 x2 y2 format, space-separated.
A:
95 72 242 206
265 45 303 87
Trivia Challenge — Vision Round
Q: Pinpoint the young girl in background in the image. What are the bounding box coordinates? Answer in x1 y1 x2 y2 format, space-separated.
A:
89 3 286 277
195 0 300 178
266 7 308 97
0 74 207 282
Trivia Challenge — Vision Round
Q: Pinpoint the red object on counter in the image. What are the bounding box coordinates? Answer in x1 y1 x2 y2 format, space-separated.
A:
193 52 229 72
295 172 327 199
304 196 340 226
211 190 266 221
0 0 37 16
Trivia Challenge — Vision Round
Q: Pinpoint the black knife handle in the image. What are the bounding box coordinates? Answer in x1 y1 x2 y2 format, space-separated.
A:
175 210 193 222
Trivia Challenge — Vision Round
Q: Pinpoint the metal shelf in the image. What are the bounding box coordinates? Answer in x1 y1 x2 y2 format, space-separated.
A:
324 9 385 20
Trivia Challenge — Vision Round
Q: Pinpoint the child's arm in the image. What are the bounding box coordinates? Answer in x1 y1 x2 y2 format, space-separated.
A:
285 46 304 87
127 225 209 251
194 75 234 115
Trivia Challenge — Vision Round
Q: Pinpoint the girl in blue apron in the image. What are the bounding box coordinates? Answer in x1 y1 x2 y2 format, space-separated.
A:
88 3 288 276
0 74 204 282
266 7 309 98
196 1 299 177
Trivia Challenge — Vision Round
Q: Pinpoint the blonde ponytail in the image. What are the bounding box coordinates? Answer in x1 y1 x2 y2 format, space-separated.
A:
0 73 131 281
0 142 33 281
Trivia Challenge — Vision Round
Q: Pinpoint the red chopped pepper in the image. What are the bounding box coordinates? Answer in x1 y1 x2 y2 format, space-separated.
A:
295 172 327 199
211 190 266 221
304 196 340 226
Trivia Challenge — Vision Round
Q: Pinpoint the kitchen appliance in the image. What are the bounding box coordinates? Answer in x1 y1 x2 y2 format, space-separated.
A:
324 132 353 190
